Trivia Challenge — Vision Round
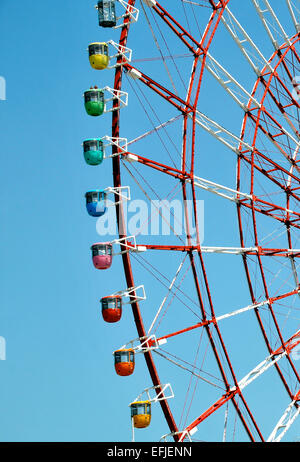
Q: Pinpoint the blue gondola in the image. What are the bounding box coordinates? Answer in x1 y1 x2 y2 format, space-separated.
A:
85 190 107 217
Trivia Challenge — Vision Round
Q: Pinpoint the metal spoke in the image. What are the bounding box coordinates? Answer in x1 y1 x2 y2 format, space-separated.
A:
104 0 300 443
267 391 300 442
286 0 300 34
252 0 292 50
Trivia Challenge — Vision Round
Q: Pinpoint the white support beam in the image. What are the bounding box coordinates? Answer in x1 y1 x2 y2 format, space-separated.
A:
106 40 132 68
216 289 299 323
113 285 147 304
252 0 291 50
127 115 182 147
132 383 174 404
114 0 139 29
238 351 287 390
148 258 186 335
160 431 192 442
267 395 300 442
216 299 270 322
127 67 143 80
143 245 300 256
102 136 128 157
281 111 300 143
218 5 300 169
103 86 128 113
201 51 261 110
104 185 131 205
238 330 300 392
151 289 299 347
199 246 258 255
142 0 157 7
221 6 274 76
192 110 299 172
191 111 253 155
192 175 252 202
223 404 229 442
112 236 147 255
179 330 300 441
122 147 253 202
286 0 300 33
117 335 159 353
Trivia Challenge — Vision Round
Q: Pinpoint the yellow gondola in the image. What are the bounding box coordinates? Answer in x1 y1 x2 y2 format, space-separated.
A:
88 42 109 70
130 401 151 429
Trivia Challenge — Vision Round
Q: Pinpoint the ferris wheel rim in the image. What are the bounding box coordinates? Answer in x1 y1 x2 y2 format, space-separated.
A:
237 31 300 405
108 0 300 442
111 0 235 442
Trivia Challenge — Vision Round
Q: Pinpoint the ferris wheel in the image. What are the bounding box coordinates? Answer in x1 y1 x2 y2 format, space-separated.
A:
83 0 300 442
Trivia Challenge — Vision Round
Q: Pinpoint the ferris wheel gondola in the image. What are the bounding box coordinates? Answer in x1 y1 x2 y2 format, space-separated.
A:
82 0 300 442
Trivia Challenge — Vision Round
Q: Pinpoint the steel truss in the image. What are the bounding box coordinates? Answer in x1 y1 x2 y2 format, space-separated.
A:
107 0 300 442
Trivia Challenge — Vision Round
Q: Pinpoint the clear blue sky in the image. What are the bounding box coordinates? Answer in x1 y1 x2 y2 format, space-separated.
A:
0 0 299 442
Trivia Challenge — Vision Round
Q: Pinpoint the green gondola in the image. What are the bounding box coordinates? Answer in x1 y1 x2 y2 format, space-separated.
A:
84 87 105 116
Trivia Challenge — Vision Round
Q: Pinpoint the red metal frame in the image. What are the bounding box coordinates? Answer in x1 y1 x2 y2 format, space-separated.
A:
237 33 300 415
183 329 300 438
147 288 300 348
112 0 179 441
130 243 299 258
110 0 300 442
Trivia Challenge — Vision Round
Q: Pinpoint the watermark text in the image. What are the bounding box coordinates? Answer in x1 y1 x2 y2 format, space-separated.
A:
0 336 6 360
96 199 204 242
0 76 6 100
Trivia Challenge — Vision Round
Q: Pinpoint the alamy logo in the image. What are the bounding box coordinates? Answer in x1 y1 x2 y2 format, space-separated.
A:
0 76 6 100
96 199 205 242
0 336 6 360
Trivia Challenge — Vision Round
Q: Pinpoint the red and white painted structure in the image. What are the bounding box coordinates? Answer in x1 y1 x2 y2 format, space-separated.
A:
104 0 300 442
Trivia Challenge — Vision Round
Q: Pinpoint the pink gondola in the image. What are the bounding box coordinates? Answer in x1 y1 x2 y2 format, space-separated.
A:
91 242 113 270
